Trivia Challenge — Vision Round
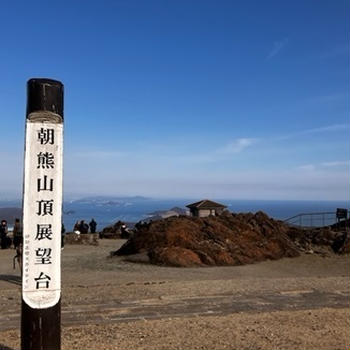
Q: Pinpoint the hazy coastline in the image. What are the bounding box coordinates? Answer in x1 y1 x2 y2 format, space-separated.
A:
1 196 349 230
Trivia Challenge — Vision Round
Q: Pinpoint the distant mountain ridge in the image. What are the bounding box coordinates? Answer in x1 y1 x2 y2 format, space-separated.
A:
0 207 22 224
147 207 187 221
71 196 150 204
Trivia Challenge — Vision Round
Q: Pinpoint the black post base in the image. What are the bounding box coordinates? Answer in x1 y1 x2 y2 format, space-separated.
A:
21 299 61 350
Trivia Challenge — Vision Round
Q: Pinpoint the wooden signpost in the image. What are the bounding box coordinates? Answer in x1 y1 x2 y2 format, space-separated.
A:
21 78 64 350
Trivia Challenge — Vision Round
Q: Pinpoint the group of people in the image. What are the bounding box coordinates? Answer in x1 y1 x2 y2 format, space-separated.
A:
0 218 23 249
73 219 97 234
0 218 98 250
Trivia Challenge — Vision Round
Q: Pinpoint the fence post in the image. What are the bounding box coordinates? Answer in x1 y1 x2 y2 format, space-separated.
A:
21 78 64 350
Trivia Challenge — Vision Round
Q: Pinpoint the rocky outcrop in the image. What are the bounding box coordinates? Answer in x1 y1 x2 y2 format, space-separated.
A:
113 211 350 267
287 226 350 254
114 211 300 267
100 220 130 239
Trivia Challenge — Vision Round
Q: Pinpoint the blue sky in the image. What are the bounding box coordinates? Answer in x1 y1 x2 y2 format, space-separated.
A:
0 0 349 200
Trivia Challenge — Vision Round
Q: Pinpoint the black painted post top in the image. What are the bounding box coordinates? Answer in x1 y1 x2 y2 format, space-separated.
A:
26 78 64 119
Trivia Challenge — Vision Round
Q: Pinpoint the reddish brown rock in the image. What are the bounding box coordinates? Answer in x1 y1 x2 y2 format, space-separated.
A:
114 211 300 267
149 247 203 267
114 211 349 267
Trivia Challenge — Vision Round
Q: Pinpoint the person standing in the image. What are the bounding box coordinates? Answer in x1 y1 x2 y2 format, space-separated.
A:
89 218 97 233
79 220 89 234
73 220 80 233
13 218 23 249
61 223 66 249
0 220 9 249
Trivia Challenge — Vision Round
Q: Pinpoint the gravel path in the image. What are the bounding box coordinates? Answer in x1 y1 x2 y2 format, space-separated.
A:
0 240 349 349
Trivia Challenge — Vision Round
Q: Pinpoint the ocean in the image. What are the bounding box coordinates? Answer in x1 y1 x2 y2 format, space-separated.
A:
1 197 349 232
48 198 350 231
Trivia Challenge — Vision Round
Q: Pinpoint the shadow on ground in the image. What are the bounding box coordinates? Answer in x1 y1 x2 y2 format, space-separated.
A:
0 274 21 286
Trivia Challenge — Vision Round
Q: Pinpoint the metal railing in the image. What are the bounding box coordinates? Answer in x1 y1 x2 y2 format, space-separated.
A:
284 212 338 228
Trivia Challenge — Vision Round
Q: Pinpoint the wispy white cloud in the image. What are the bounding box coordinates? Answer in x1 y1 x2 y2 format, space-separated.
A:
159 138 258 165
266 38 288 60
297 160 349 172
302 123 349 134
217 138 258 154
321 160 349 167
277 123 349 140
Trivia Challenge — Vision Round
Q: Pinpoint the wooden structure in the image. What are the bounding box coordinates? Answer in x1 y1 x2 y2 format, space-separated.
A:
186 199 227 218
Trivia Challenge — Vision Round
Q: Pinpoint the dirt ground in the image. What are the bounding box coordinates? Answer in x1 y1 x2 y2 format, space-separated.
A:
0 239 349 349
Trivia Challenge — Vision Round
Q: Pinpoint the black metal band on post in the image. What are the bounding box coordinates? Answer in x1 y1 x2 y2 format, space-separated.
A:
26 78 64 119
21 78 64 350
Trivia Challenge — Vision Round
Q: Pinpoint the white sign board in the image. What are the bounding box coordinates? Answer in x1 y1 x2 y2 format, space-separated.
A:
22 120 63 309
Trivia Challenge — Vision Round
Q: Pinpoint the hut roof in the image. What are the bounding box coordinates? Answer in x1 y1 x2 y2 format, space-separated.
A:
186 199 227 209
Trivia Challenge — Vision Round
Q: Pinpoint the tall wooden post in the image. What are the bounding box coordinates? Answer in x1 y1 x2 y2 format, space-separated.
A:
21 78 64 350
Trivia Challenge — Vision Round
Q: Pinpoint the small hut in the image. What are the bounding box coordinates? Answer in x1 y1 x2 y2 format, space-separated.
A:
186 199 227 218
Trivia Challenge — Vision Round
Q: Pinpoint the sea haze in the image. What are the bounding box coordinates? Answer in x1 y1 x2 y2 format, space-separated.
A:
0 197 349 231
